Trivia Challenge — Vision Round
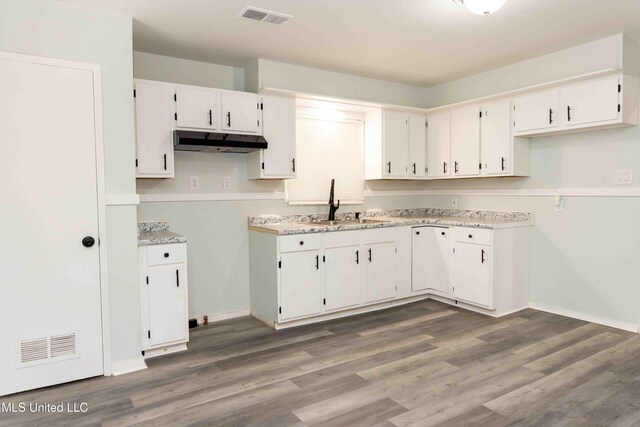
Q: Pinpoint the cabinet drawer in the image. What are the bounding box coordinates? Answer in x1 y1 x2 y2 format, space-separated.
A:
452 227 492 245
279 234 323 253
324 230 361 248
362 227 396 244
148 243 187 266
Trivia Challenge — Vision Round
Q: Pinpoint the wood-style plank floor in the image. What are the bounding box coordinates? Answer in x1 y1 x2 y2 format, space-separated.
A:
3 299 640 426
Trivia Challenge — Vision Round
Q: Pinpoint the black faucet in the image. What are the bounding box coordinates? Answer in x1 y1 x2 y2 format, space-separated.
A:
328 179 340 221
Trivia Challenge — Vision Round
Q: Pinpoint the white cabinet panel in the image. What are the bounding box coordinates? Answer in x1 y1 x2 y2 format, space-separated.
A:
261 95 296 177
452 243 491 308
175 87 217 130
513 89 559 133
134 82 174 177
412 227 450 295
324 245 362 311
426 111 451 178
481 99 512 175
451 105 481 177
221 92 261 133
560 75 619 126
280 250 323 320
364 242 397 303
148 265 188 346
383 111 409 177
408 114 427 177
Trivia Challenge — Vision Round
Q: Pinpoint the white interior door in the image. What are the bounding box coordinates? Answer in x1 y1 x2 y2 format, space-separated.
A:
481 99 512 175
452 243 491 307
221 92 260 133
451 105 481 176
262 95 297 177
408 114 427 177
176 86 217 130
426 112 451 177
0 56 104 396
364 242 397 303
324 246 362 311
148 266 187 346
383 111 409 177
279 251 323 320
560 75 619 126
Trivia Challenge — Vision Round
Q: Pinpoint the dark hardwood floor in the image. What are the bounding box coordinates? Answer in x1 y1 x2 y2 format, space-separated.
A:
2 299 640 426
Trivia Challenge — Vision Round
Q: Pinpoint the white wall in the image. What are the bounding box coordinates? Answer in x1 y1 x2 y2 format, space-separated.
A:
0 0 141 364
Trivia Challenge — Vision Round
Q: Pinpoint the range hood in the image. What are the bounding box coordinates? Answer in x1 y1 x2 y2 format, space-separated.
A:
173 130 268 153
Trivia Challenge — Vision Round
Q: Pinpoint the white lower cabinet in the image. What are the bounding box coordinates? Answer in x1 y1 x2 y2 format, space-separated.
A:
451 241 491 308
279 250 323 320
139 243 189 357
411 226 450 295
324 236 362 311
363 241 397 303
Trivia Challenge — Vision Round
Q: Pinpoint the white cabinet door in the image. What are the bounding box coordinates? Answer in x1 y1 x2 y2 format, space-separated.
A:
135 82 174 177
148 265 188 346
383 111 409 177
513 89 559 133
481 99 512 175
408 114 427 177
221 92 261 133
452 243 491 308
279 250 323 320
364 242 397 303
324 245 362 311
175 87 217 130
560 75 619 126
262 95 297 177
451 105 481 177
426 111 451 178
412 227 450 294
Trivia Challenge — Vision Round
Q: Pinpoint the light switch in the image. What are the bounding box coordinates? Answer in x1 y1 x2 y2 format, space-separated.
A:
223 175 233 191
615 170 633 185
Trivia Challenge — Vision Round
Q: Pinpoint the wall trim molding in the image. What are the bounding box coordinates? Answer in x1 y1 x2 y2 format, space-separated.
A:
106 193 140 206
137 187 640 203
139 192 285 203
195 308 250 326
529 302 639 333
110 357 147 376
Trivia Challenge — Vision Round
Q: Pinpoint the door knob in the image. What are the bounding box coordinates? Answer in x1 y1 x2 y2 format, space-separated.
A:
82 236 95 248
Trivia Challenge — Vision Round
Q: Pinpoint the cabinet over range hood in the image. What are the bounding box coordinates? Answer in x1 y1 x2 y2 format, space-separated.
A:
173 130 268 153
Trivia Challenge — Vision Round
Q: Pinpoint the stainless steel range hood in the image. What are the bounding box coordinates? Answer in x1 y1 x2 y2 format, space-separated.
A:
173 130 268 153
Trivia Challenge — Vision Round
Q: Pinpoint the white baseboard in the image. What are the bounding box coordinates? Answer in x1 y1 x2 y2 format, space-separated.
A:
196 308 250 326
110 357 147 376
529 302 639 333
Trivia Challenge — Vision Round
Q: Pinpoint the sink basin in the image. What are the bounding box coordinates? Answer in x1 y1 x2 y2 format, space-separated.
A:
310 218 387 226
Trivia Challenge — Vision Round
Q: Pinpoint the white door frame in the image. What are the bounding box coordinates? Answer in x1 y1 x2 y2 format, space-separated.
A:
0 50 112 376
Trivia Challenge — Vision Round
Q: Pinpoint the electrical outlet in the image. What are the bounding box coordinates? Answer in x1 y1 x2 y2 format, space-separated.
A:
189 175 200 191
451 198 458 208
615 170 633 185
223 175 233 191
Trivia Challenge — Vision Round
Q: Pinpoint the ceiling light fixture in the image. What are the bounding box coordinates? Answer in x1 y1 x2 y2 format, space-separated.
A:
453 0 507 15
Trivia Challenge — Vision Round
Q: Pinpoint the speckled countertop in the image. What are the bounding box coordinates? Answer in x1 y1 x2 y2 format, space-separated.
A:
249 208 532 235
138 221 187 246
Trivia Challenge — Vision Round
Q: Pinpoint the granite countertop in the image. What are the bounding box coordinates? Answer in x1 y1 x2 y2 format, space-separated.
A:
249 208 533 236
138 221 188 246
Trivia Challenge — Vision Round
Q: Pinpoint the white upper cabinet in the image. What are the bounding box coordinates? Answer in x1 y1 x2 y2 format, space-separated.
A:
426 111 451 178
175 87 217 130
383 110 410 178
248 95 297 179
134 81 174 178
513 88 559 134
221 92 261 134
451 104 481 177
408 114 427 178
560 75 619 127
481 99 512 175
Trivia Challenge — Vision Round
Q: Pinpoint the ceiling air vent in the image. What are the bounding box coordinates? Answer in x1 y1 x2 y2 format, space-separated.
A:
238 6 292 25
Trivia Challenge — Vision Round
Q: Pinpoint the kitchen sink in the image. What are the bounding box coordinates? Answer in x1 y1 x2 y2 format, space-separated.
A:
310 218 387 226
